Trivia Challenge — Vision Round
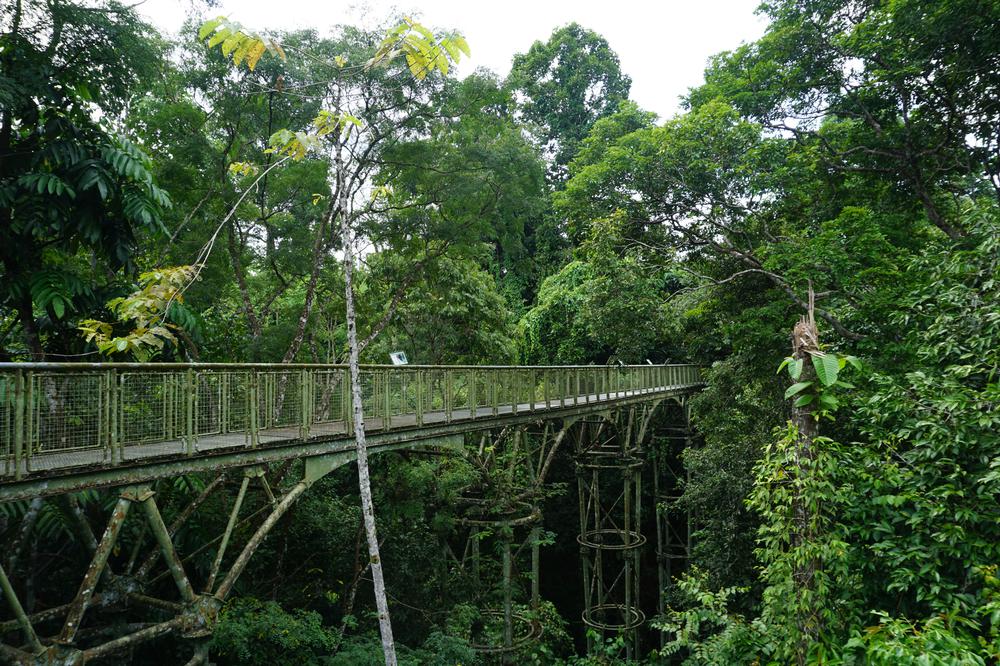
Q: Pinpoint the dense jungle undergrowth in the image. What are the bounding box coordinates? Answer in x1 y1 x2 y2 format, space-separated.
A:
1 0 998 663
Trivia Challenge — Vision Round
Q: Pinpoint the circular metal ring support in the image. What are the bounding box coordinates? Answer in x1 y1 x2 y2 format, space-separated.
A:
582 604 646 632
577 528 647 550
468 609 544 654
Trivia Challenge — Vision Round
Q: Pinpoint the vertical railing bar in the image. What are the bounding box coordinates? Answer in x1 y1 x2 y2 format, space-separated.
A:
111 370 121 464
469 369 476 420
220 373 229 436
415 369 423 427
384 369 392 430
248 370 259 448
13 370 24 480
24 373 34 473
544 370 550 409
491 369 498 417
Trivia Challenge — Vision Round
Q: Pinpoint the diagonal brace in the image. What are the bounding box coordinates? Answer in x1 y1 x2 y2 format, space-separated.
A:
205 475 250 593
139 492 198 604
58 490 133 645
0 561 43 654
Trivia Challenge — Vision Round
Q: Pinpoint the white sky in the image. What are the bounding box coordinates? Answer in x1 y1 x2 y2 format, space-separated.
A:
137 0 768 120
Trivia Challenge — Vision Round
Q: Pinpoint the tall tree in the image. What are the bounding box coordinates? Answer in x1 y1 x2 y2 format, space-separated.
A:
201 17 472 664
508 23 631 181
0 0 169 358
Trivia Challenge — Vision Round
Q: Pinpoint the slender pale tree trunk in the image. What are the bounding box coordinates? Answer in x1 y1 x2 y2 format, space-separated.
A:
334 120 397 665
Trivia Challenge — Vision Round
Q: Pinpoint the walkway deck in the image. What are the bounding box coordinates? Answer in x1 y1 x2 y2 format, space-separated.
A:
1 363 704 501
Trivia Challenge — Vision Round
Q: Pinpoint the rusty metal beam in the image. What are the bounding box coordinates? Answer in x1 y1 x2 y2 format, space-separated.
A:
139 492 197 604
57 491 134 645
135 473 227 580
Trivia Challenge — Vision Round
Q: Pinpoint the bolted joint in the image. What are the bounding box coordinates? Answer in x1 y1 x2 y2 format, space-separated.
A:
34 645 84 666
119 485 154 503
242 465 265 479
180 595 222 638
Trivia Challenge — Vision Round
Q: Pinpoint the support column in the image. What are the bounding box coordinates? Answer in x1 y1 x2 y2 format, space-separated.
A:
575 412 646 659
653 401 696 642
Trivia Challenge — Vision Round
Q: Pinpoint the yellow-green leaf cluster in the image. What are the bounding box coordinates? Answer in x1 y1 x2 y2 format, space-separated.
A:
198 17 286 71
313 110 362 137
367 17 470 80
79 266 196 361
267 129 321 160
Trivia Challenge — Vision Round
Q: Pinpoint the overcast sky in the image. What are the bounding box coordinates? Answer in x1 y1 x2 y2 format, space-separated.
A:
137 0 769 120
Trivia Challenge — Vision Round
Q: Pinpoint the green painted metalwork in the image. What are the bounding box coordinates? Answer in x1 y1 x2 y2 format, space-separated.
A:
0 363 703 488
0 363 705 665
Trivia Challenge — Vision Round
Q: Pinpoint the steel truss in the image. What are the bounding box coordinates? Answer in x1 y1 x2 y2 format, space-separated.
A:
575 401 660 660
0 364 704 664
0 451 365 664
442 420 576 664
652 400 696 641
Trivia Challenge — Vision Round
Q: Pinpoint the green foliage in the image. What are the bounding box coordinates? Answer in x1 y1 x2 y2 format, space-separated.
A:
365 255 517 365
844 608 992 666
518 261 603 364
509 23 632 177
198 16 287 70
369 17 470 79
777 351 860 417
655 568 764 665
211 598 335 666
0 0 169 356
741 208 1000 662
79 266 195 360
328 632 477 665
748 426 863 662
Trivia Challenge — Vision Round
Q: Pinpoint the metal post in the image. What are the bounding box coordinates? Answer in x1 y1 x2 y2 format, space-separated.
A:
530 369 537 412
491 369 499 417
445 369 453 423
13 370 24 480
221 373 230 435
512 371 519 416
383 369 391 430
544 370 550 409
248 371 259 447
110 369 121 464
469 369 477 420
502 533 513 665
531 523 541 607
416 369 424 427
301 370 312 439
24 373 33 473
185 369 196 455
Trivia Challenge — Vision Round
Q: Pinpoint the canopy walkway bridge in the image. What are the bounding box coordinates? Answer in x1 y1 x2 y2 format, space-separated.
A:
0 363 704 664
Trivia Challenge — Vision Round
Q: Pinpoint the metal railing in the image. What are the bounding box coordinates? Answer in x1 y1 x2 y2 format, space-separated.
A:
0 363 704 479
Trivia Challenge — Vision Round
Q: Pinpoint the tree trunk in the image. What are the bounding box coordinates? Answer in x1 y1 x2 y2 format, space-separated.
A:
15 290 44 360
790 291 820 666
336 133 397 665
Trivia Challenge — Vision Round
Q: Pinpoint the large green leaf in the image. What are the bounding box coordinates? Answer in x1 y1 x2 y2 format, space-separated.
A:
784 381 813 399
812 353 840 387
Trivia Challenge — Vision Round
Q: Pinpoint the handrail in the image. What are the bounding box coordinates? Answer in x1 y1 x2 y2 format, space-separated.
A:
0 362 700 371
1 364 704 480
